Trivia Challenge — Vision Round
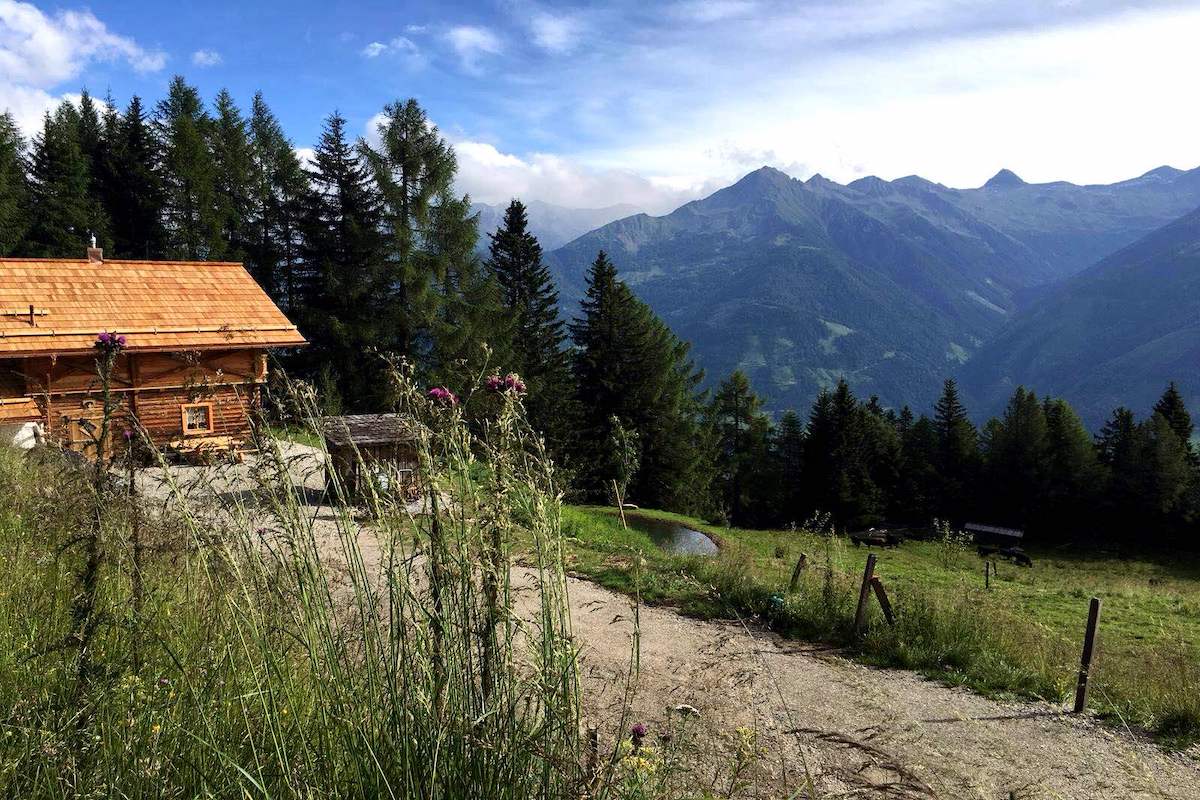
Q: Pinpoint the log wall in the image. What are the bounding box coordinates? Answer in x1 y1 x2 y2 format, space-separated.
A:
0 348 267 448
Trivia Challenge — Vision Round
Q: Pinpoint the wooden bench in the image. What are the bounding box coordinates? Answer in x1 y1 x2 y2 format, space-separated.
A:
167 435 245 464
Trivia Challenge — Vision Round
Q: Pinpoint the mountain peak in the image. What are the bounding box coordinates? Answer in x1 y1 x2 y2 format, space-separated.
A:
1139 165 1183 181
720 166 796 201
983 168 1026 189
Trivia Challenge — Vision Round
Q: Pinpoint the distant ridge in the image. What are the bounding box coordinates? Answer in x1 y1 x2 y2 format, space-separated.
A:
548 162 1200 417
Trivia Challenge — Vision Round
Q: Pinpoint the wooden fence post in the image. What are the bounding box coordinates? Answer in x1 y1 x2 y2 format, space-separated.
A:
788 553 807 593
869 576 895 626
853 553 877 635
1073 597 1102 713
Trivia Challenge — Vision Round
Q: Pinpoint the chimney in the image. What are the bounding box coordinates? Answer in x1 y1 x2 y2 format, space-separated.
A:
86 233 102 263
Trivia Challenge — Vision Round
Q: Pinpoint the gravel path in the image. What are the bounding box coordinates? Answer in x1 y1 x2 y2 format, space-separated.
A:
537 568 1198 799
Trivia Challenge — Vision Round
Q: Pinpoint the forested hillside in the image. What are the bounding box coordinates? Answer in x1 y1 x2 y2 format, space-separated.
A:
961 207 1200 427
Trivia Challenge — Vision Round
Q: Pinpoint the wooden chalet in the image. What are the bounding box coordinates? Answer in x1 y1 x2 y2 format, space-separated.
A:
0 247 306 455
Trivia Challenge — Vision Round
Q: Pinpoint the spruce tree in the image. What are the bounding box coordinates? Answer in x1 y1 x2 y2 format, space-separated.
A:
485 199 575 458
570 251 706 511
933 378 979 524
895 414 939 523
1040 397 1103 537
23 104 92 256
1153 382 1194 457
705 371 770 525
156 76 220 259
210 89 254 263
774 410 805 525
107 96 167 259
74 90 111 246
981 386 1048 529
299 112 388 410
0 113 28 255
802 381 887 529
247 92 308 306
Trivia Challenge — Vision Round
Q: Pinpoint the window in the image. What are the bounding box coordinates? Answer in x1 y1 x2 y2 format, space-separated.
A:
181 403 214 435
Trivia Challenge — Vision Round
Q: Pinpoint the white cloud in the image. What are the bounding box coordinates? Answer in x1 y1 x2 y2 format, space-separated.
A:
191 49 222 67
671 0 760 24
445 25 501 73
530 12 581 54
361 35 424 67
294 147 316 169
0 0 165 134
405 24 428 34
450 138 711 214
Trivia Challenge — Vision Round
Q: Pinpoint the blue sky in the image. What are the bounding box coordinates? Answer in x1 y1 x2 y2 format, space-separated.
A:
3 0 1200 213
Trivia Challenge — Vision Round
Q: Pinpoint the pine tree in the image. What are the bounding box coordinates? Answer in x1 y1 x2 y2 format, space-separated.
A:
933 378 979 524
74 90 111 247
107 96 167 259
485 199 575 458
362 99 456 359
705 371 770 525
981 387 1048 529
156 76 220 259
23 103 92 256
774 410 805 525
895 414 939 523
210 89 254 262
1153 382 1194 458
299 112 388 410
0 113 28 255
247 92 308 305
1040 397 1103 537
569 251 707 511
802 381 887 529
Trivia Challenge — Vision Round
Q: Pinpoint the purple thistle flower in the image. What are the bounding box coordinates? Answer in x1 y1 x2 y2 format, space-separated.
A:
631 723 647 740
427 387 458 406
123 429 133 441
485 375 503 392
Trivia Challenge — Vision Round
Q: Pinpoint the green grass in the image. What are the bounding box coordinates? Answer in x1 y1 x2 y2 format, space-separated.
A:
265 423 324 449
559 504 1200 747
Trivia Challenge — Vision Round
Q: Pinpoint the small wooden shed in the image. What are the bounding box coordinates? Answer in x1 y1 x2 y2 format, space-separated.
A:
322 414 420 499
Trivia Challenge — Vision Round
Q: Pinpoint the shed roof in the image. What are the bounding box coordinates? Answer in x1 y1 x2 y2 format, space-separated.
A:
0 257 306 357
322 414 419 448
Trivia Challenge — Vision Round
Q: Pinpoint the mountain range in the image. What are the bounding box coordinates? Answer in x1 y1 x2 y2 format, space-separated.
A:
544 164 1200 421
471 199 642 252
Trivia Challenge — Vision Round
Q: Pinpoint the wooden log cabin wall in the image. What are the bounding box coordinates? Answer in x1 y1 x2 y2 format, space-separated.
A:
0 248 306 453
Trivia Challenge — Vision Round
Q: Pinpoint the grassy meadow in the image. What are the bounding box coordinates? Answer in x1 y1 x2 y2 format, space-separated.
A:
559 505 1200 746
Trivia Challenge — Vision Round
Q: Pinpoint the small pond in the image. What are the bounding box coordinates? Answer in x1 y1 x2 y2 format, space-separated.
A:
624 513 719 556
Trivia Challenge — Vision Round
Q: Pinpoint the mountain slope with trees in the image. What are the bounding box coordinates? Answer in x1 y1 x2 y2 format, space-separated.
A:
960 206 1200 427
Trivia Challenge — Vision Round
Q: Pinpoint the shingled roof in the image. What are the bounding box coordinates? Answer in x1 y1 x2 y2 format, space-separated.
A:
0 255 306 356
322 414 420 448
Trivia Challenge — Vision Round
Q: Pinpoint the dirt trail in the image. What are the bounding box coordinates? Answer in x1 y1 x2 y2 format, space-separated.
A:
512 569 1197 800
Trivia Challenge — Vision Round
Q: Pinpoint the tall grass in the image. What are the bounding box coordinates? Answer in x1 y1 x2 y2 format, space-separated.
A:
0 366 598 797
